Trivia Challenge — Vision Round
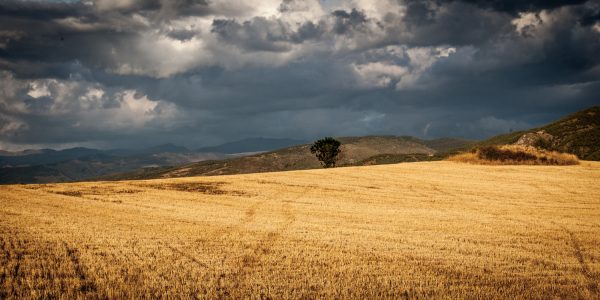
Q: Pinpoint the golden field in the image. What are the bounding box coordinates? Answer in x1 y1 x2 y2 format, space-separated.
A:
1 161 599 299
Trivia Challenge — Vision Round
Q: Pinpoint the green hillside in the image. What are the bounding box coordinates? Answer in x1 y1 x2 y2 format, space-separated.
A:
479 106 600 160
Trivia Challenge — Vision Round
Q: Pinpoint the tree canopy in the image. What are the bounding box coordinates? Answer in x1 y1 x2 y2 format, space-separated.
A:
310 137 341 168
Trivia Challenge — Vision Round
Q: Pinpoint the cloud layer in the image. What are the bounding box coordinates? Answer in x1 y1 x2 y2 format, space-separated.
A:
0 0 599 149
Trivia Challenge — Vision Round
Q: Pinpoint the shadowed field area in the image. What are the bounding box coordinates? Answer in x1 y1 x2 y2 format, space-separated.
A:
1 161 599 298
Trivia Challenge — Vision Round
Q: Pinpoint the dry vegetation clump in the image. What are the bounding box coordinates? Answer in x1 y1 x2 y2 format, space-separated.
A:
449 145 579 165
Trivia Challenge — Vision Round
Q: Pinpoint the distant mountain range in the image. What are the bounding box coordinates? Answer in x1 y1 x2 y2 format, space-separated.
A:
0 139 304 184
2 106 598 184
0 144 200 168
105 106 599 181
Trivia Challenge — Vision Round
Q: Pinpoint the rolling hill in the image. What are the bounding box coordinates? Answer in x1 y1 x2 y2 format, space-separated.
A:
0 138 307 184
0 149 225 184
0 145 228 184
479 106 600 160
106 105 599 181
105 136 474 180
3 106 596 184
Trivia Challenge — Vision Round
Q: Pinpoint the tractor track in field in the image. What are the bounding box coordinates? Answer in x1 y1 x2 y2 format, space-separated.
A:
164 182 307 290
214 186 308 296
166 245 209 268
63 242 98 293
552 222 599 297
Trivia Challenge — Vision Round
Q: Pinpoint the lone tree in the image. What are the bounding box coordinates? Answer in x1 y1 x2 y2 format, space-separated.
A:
310 137 341 168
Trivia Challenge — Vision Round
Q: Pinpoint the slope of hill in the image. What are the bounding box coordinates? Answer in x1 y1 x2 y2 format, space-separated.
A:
479 106 600 160
420 137 475 152
0 147 226 184
106 136 473 180
353 137 476 165
0 139 310 184
0 165 71 184
2 161 599 298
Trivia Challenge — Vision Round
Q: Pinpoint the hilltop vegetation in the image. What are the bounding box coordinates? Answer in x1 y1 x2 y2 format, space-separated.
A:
1 162 599 298
479 106 600 160
105 136 473 180
449 145 579 165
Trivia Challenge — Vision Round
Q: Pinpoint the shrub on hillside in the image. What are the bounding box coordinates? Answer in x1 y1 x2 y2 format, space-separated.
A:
533 137 552 150
478 146 537 162
450 145 578 165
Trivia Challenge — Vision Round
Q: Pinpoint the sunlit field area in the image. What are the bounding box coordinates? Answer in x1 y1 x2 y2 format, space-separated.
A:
1 161 599 298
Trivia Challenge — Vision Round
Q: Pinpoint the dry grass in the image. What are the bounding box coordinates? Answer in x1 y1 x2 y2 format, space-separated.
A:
1 161 599 298
449 145 580 165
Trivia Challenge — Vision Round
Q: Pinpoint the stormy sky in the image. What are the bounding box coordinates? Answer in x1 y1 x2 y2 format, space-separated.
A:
0 0 599 150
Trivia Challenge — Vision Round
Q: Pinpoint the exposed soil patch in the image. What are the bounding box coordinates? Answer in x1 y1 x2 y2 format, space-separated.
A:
54 191 85 197
141 182 248 196
50 186 143 198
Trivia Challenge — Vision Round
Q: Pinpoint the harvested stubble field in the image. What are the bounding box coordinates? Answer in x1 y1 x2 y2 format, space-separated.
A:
1 161 600 299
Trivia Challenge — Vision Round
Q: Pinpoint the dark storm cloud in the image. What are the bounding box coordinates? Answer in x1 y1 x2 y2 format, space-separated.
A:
448 0 589 14
403 0 436 26
211 17 325 52
88 0 211 16
577 4 600 26
290 21 325 43
166 29 197 41
0 0 598 149
169 0 211 16
0 1 148 79
331 9 370 34
0 0 91 19
211 18 294 52
396 1 513 46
